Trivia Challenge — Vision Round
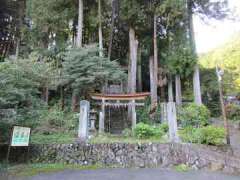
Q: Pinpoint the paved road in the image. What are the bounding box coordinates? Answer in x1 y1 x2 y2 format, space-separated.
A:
8 168 240 180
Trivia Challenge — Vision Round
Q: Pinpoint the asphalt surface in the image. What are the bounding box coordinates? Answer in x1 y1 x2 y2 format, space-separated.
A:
6 168 240 180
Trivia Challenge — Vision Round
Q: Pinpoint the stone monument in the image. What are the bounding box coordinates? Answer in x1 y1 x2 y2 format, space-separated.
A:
78 100 90 140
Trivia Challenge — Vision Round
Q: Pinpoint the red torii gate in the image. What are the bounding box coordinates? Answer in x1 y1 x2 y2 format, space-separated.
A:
91 92 150 133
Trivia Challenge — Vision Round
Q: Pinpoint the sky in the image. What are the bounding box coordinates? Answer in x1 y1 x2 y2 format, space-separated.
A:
194 0 240 54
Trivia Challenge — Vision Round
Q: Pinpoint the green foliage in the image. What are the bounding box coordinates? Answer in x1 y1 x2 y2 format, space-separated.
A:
178 103 210 128
122 128 133 137
133 123 166 139
226 103 240 121
159 123 169 133
8 164 102 177
31 132 75 145
62 46 126 95
119 0 146 27
200 68 221 116
174 164 191 172
34 105 77 135
25 0 76 49
89 133 167 144
180 126 225 146
164 46 196 77
200 33 240 94
199 126 225 145
0 59 53 142
134 123 154 139
136 98 151 124
136 98 161 124
179 126 201 144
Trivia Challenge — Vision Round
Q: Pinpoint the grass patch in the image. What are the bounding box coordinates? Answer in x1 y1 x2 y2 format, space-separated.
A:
89 134 168 144
30 132 76 144
173 164 191 172
8 163 103 177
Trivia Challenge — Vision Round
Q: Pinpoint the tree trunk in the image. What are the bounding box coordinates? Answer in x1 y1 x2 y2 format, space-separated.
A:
71 91 79 112
193 65 202 105
108 0 115 59
175 74 182 106
153 14 158 104
128 27 138 93
137 47 142 92
15 38 20 60
160 86 166 102
168 76 174 102
41 87 49 105
98 0 103 57
76 0 83 48
149 56 157 106
187 0 202 105
72 0 83 111
60 86 65 111
149 13 158 111
128 27 138 125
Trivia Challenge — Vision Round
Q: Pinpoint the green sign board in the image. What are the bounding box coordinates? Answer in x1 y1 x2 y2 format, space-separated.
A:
11 126 31 147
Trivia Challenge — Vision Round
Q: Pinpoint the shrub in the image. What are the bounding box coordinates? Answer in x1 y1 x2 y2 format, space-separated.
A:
152 126 165 138
199 126 225 145
159 123 169 133
136 97 161 124
180 126 225 146
178 103 210 128
179 126 200 144
226 103 240 121
34 105 77 135
122 128 133 137
134 123 154 138
133 123 165 139
174 164 191 172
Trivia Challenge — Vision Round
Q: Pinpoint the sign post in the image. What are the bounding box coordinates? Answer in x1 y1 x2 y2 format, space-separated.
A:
216 66 230 145
6 126 31 164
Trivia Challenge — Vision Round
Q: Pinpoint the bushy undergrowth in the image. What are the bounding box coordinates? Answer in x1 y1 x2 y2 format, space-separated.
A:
133 123 168 139
178 103 210 128
226 103 240 121
179 126 225 146
136 97 161 124
34 105 78 135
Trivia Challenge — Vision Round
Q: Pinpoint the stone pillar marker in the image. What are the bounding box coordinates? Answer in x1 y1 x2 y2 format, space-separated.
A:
167 102 180 143
78 100 90 140
99 112 104 133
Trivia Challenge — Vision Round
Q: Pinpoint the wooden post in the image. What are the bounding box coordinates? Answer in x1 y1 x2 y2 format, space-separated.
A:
131 100 136 130
216 67 230 145
167 102 179 143
6 145 11 165
6 127 13 165
99 99 105 133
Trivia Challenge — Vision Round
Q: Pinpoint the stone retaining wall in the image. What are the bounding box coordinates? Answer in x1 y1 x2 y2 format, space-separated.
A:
30 143 240 174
